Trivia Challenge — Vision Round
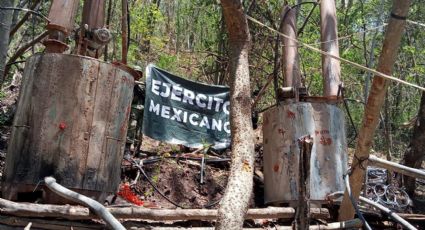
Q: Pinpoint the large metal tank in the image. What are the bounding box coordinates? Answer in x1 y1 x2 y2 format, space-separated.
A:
2 53 134 203
263 102 347 205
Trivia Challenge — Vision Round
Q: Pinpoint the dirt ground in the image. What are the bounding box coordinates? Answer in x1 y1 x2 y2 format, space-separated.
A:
118 129 264 209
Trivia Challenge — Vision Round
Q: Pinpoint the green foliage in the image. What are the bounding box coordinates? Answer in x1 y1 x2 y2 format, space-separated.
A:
5 0 425 159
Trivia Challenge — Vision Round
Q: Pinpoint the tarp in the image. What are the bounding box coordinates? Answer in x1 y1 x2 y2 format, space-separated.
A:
142 64 230 149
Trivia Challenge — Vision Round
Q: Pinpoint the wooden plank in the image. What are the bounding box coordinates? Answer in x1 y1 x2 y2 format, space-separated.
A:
2 55 39 198
97 68 134 191
41 55 81 188
338 0 411 220
66 57 99 188
82 62 114 191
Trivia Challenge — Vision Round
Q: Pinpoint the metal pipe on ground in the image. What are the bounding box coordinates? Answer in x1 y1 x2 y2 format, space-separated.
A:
44 177 126 230
368 155 425 180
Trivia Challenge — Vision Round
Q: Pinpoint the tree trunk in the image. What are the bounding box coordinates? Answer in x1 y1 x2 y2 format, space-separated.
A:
338 0 411 221
0 0 15 84
403 91 425 196
320 0 341 96
216 1 254 229
121 0 128 64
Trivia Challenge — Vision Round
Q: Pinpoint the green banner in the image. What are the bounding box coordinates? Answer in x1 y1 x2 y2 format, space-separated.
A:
142 64 230 149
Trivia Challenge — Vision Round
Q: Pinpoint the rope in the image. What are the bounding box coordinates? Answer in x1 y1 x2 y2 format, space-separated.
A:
406 19 425 28
306 23 387 46
246 15 425 92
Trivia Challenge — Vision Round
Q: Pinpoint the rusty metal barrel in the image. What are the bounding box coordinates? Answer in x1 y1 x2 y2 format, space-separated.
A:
2 53 134 203
262 102 347 205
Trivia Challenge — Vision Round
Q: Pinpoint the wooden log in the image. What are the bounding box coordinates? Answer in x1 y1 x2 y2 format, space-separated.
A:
0 198 330 220
0 216 362 230
368 155 425 180
0 198 89 219
111 207 329 220
338 0 411 220
0 215 102 230
130 219 362 229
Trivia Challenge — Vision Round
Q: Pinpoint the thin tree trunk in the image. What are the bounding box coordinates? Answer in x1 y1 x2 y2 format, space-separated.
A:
9 0 42 38
104 0 113 62
0 0 16 85
121 0 128 64
403 91 425 196
216 0 254 229
338 0 411 221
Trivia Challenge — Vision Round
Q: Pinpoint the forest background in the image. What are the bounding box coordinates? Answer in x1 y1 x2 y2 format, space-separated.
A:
1 0 425 163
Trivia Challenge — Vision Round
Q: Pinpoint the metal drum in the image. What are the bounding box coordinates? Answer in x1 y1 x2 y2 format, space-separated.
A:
3 53 134 203
263 102 347 205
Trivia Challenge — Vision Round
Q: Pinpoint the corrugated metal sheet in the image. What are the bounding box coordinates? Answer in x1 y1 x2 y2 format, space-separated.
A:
263 102 347 204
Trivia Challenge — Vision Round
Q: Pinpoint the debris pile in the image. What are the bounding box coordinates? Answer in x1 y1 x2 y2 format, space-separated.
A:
363 167 411 212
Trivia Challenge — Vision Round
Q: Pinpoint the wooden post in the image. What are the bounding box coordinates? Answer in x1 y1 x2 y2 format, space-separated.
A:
296 136 313 230
338 0 411 220
320 0 341 96
281 6 301 88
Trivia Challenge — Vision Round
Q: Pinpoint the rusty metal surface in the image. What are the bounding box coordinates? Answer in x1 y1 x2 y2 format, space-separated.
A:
263 102 347 204
3 54 134 203
46 0 79 35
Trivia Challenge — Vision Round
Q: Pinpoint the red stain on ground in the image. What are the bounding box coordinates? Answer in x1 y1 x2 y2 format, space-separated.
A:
273 164 279 172
117 183 144 206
